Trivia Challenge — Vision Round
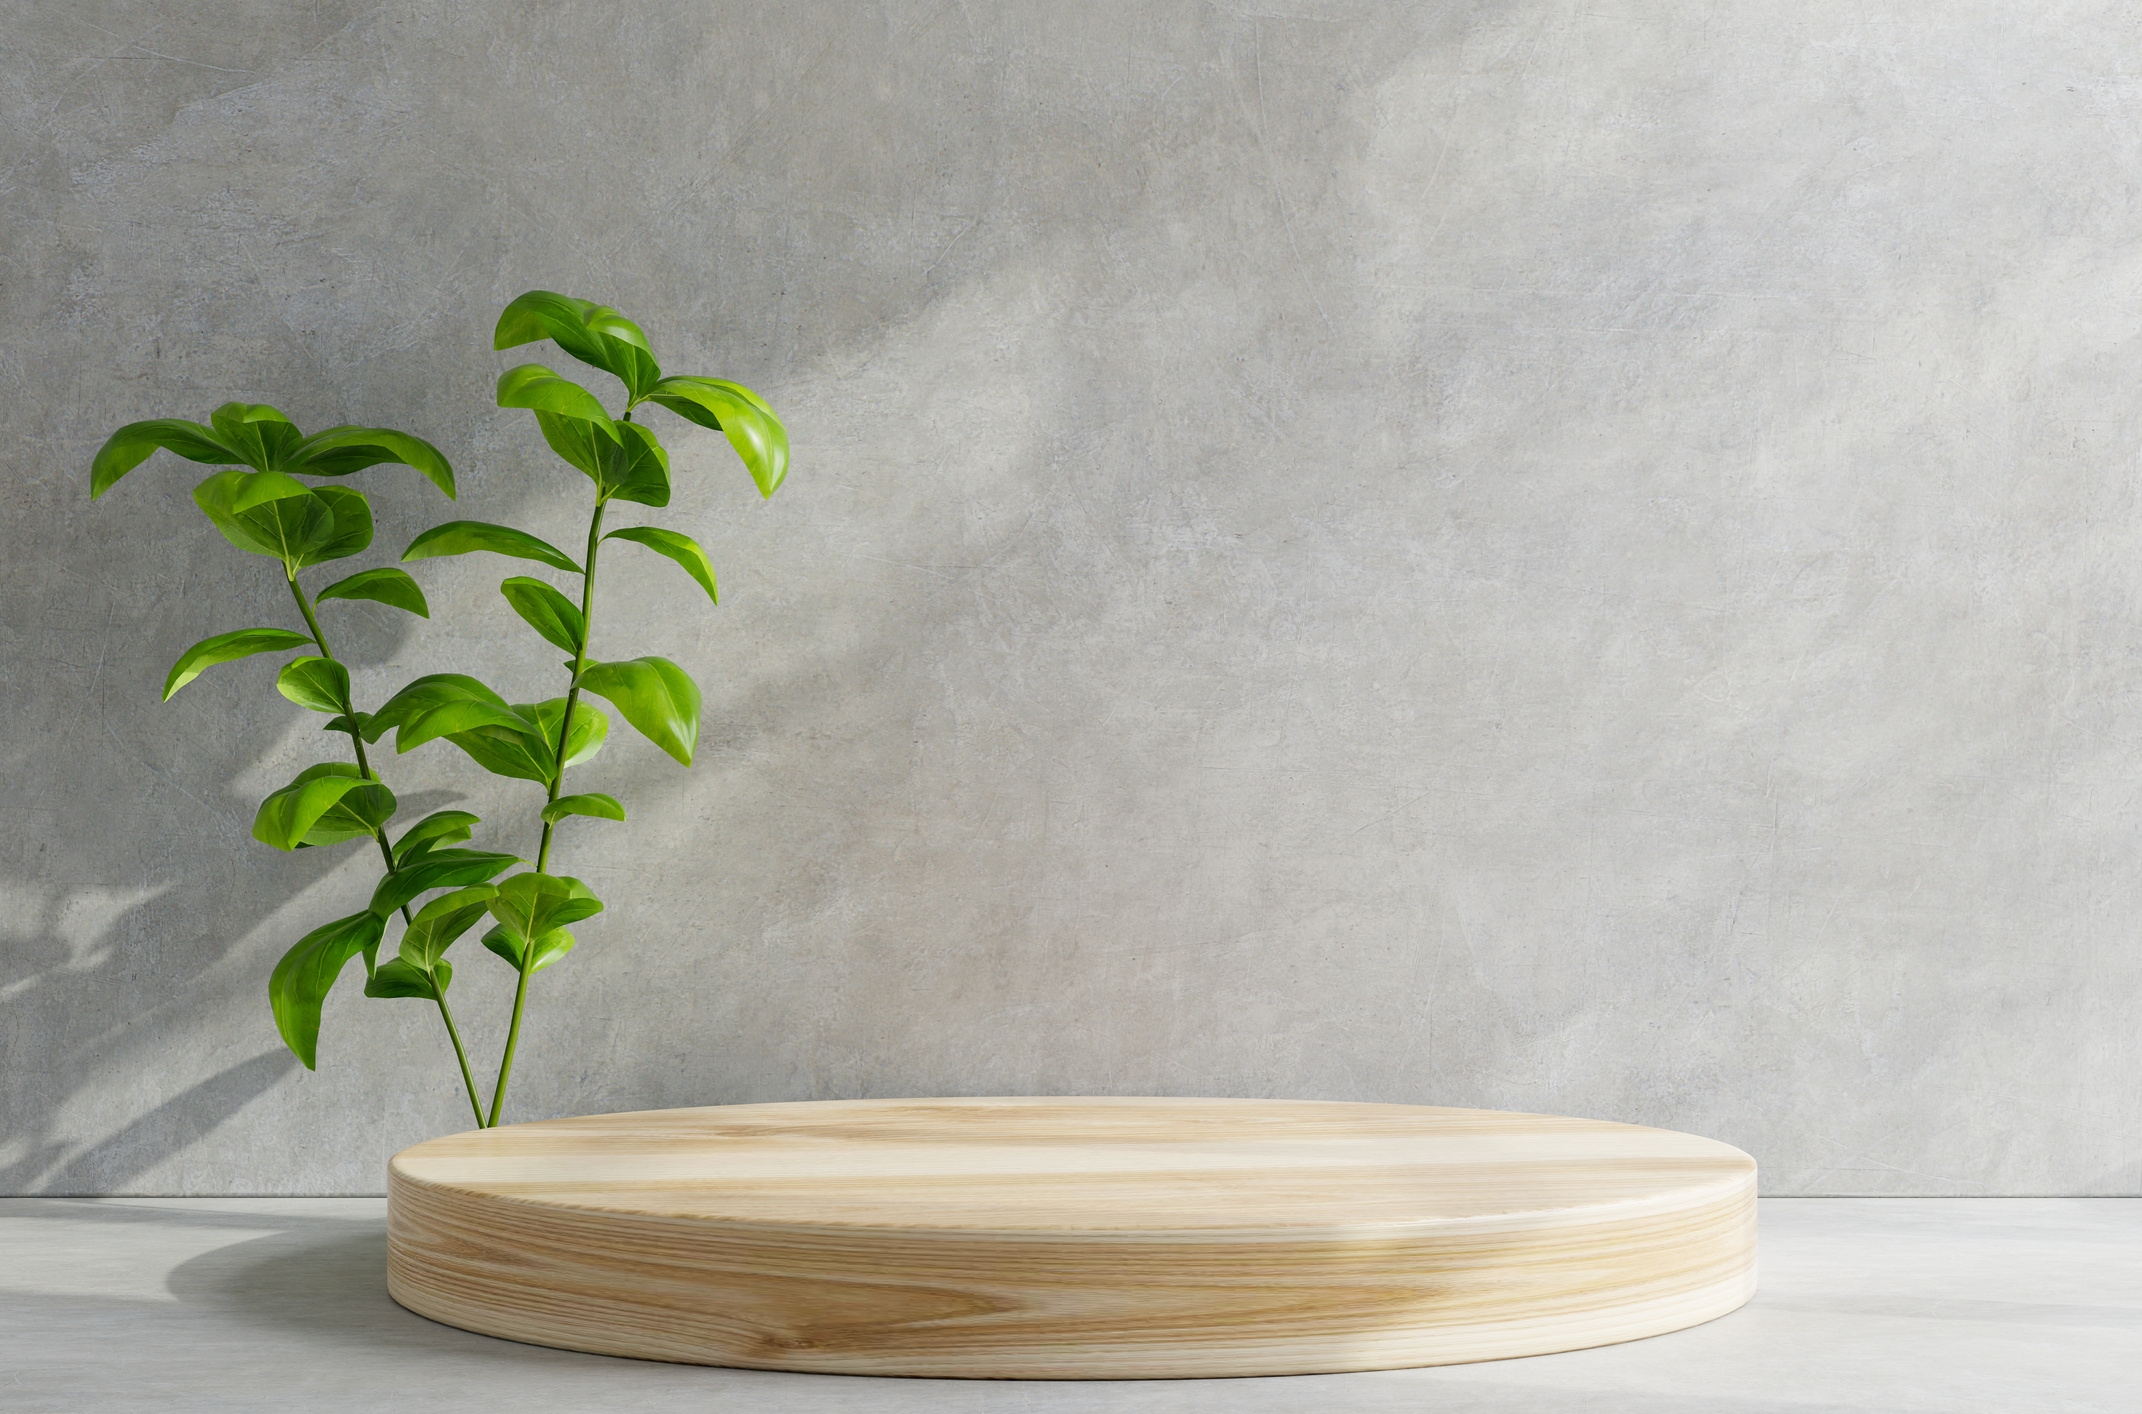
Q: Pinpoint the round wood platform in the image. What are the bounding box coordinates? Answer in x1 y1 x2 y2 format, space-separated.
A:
386 1097 1757 1379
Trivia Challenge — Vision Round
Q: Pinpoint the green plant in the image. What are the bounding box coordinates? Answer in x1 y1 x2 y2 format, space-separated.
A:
90 292 789 1127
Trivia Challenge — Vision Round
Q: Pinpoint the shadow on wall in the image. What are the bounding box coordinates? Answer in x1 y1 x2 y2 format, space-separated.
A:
1 865 312 1191
1 548 461 1191
0 823 359 1192
7 0 1501 1191
4 1052 298 1195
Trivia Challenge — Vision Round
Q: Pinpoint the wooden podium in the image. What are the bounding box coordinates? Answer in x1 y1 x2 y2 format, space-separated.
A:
387 1097 1756 1379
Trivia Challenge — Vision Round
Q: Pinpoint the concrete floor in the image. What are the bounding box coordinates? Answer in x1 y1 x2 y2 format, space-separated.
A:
2 1199 2135 1412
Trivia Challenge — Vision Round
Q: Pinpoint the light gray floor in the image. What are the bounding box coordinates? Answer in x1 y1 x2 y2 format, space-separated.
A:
2 1198 2135 1413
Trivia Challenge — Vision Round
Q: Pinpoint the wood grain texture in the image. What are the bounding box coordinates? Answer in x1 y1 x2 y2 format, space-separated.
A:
387 1097 1756 1379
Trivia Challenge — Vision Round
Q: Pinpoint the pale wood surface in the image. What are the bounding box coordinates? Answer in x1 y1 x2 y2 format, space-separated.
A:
387 1097 1757 1379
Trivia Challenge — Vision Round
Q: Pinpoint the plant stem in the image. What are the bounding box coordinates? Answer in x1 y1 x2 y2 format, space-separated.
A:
429 973 487 1130
487 491 609 1128
536 498 609 872
287 573 408 891
288 569 491 1127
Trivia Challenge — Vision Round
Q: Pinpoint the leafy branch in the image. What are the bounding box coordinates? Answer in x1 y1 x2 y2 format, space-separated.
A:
94 403 499 1124
91 293 790 1131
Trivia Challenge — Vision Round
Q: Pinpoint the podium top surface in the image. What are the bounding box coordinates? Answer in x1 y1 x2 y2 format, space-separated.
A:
389 1097 1755 1235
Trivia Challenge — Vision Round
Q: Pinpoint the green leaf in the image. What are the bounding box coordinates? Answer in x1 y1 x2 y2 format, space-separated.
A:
494 291 662 400
527 697 609 770
394 810 481 863
398 884 499 969
294 486 374 567
534 416 673 507
366 673 510 743
581 309 661 397
316 566 429 618
323 712 371 737
289 425 456 499
394 699 538 755
602 422 672 507
441 722 557 784
229 469 349 569
403 520 580 574
193 469 333 561
542 793 625 825
487 872 604 949
162 627 314 700
496 364 621 441
531 416 671 507
275 656 350 714
188 470 279 557
248 497 338 568
253 763 396 851
228 467 311 515
208 403 303 472
269 910 386 1068
643 375 789 498
441 697 606 784
305 786 397 847
484 929 578 972
364 957 449 999
578 657 700 765
499 576 585 653
482 924 576 973
529 410 606 480
196 470 352 569
90 418 241 498
368 849 519 918
604 525 716 603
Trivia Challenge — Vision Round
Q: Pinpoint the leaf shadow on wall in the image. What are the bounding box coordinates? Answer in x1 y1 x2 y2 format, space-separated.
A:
1 580 461 1191
5 1052 298 1195
3 870 325 1193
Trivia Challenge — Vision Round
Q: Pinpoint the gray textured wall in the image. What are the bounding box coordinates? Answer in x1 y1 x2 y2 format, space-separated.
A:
4 0 2138 1197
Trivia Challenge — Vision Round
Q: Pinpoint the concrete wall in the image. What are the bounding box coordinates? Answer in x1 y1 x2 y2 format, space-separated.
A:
4 0 2137 1196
